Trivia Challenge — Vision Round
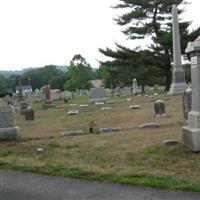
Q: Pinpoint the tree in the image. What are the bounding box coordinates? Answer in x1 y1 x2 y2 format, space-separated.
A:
99 44 163 89
49 72 69 91
99 0 200 90
22 65 64 90
0 74 7 93
64 54 93 91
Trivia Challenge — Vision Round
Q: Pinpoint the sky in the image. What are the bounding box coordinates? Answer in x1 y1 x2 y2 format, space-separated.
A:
0 0 199 70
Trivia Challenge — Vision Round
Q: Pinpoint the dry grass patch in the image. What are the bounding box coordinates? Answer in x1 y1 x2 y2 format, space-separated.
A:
1 94 200 191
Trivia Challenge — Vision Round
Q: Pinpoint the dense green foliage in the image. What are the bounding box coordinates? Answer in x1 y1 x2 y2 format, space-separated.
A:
22 65 68 91
0 74 7 92
64 54 93 91
0 55 96 94
99 0 200 90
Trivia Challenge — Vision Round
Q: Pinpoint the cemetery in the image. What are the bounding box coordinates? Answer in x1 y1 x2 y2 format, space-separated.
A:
1 86 200 191
1 1 200 196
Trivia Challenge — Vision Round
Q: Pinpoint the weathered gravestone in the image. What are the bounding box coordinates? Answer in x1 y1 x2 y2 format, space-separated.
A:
182 36 200 151
154 100 166 117
20 101 28 114
182 88 192 121
115 87 123 97
95 102 105 106
25 107 35 121
132 78 138 94
42 85 55 109
100 127 122 133
163 139 178 146
0 106 20 140
3 95 12 105
62 130 84 136
68 110 79 115
129 105 141 109
139 123 160 129
89 87 107 104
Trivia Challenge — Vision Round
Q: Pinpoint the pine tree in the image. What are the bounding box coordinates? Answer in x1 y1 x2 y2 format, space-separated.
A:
99 0 200 90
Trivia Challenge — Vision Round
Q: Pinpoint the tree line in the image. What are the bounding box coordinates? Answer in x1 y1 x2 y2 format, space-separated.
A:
0 54 100 94
0 0 198 94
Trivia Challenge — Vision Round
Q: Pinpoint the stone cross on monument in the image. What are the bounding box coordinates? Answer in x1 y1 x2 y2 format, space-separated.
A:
169 5 187 95
182 36 200 152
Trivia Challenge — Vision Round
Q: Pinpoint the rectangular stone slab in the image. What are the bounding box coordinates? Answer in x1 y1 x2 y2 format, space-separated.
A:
0 106 15 128
100 127 122 133
62 130 84 136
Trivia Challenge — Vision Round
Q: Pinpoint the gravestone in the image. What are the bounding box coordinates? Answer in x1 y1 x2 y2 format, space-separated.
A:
115 87 123 97
183 36 200 151
163 139 178 146
129 105 140 109
62 130 84 136
68 110 79 115
137 85 143 94
132 78 138 94
89 87 107 104
25 107 35 121
126 98 132 102
79 104 89 107
3 95 12 104
34 89 42 102
20 101 28 114
154 100 166 117
169 5 187 95
182 88 192 121
95 102 105 106
139 123 160 129
101 107 111 110
44 85 52 103
69 104 78 107
100 127 122 133
42 85 54 109
0 106 20 140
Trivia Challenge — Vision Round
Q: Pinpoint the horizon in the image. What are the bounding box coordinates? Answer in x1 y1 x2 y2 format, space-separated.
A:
0 0 199 71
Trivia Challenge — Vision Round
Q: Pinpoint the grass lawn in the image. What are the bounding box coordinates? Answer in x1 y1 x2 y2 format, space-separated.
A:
1 94 200 192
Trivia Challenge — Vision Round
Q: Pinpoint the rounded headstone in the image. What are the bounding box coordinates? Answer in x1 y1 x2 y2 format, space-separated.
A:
163 139 178 146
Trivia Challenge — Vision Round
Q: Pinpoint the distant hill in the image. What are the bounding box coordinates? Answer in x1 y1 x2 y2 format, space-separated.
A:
0 68 33 77
0 65 68 77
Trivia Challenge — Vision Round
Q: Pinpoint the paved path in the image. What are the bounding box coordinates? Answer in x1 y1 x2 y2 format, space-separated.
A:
0 170 200 200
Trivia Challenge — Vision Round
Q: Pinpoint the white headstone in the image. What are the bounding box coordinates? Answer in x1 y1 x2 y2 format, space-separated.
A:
133 78 138 94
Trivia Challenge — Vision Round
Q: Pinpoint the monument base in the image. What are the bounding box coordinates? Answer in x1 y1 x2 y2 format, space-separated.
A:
168 82 187 95
42 101 55 110
0 127 20 140
89 98 107 104
182 126 200 152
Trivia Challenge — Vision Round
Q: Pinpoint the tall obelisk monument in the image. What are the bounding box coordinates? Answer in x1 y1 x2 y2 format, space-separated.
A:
169 4 187 95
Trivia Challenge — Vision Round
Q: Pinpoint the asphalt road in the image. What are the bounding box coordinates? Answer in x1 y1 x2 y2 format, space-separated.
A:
0 170 200 200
